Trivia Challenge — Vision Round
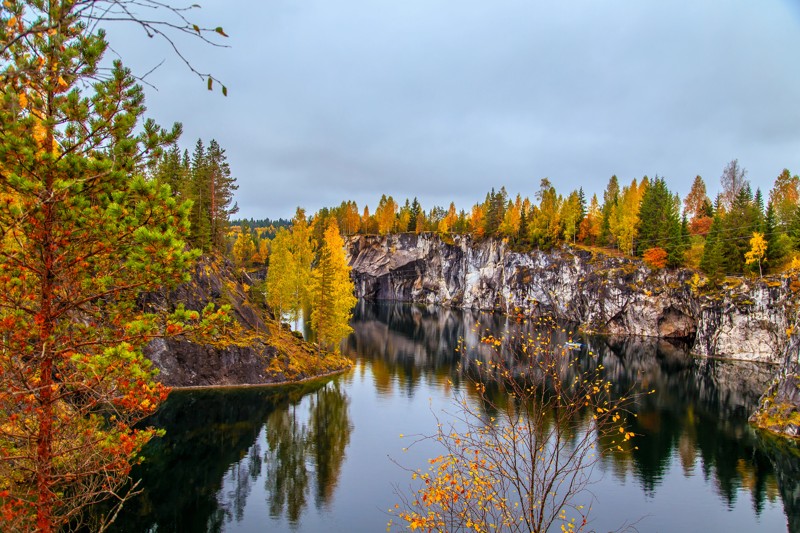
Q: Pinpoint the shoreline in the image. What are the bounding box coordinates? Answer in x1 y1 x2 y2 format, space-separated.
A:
164 362 353 392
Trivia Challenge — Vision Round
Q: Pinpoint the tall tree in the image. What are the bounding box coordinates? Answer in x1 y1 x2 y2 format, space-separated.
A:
206 139 238 250
188 139 212 250
529 179 562 249
636 177 684 266
309 221 357 353
232 224 256 267
599 175 620 246
700 213 725 280
720 159 748 212
266 228 294 320
577 194 601 245
560 190 583 244
768 168 799 228
608 178 646 255
288 208 314 326
374 195 397 235
0 2 228 529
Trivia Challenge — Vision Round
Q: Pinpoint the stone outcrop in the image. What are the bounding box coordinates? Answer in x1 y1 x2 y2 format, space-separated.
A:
142 257 349 387
347 233 796 363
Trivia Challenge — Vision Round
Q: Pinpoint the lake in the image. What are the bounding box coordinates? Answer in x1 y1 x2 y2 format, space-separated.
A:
109 301 799 532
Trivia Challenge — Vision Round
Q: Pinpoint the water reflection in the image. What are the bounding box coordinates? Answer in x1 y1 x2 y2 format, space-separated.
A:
107 301 796 532
343 301 790 527
108 380 352 532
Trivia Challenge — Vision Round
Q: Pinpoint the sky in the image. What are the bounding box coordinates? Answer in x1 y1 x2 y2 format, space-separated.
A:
103 0 800 221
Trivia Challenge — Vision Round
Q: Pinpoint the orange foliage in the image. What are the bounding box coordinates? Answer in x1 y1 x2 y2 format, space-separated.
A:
643 247 668 269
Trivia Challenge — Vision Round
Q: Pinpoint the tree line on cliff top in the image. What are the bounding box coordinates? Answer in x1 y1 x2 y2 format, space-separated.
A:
233 160 799 280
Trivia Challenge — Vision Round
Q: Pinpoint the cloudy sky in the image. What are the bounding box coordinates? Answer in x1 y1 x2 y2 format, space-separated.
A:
104 0 800 220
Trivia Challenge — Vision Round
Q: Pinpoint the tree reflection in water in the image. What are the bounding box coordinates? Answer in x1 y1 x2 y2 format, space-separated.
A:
262 381 352 523
105 380 352 532
106 301 797 532
344 301 791 527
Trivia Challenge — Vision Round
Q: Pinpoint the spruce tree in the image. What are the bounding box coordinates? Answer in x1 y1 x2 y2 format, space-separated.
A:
636 177 683 266
700 214 725 281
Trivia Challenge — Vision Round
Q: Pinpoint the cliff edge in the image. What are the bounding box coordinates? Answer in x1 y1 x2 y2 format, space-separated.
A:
141 256 350 388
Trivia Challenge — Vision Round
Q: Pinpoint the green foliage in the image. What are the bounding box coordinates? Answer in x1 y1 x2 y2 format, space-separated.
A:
636 177 685 267
151 137 238 252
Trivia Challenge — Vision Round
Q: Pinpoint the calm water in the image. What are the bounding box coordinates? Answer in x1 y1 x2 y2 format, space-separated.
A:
110 302 800 532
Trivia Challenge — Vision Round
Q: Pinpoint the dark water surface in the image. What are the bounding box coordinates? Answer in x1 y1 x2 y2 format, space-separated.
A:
110 302 800 532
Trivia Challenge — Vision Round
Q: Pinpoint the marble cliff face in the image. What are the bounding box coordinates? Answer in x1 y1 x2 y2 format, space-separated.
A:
347 233 795 363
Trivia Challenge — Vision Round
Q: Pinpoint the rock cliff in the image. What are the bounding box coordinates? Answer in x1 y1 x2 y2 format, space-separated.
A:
347 233 796 363
141 256 350 387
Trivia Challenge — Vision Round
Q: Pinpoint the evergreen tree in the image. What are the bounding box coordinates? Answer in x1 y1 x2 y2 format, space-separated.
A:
700 214 725 281
720 186 760 274
636 177 683 266
310 221 357 353
0 3 228 528
188 139 212 250
409 198 422 232
599 175 620 246
206 139 239 249
765 202 789 268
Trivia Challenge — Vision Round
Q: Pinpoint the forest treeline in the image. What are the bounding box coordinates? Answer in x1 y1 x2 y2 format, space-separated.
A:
226 159 799 280
149 149 356 352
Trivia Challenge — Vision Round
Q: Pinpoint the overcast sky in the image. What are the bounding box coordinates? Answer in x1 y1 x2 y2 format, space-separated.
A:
103 1 800 220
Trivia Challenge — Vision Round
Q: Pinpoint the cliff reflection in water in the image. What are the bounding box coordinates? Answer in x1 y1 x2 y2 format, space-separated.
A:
342 301 787 522
108 380 352 532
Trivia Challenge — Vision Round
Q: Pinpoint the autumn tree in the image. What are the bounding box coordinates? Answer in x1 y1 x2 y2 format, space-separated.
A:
560 190 583 244
577 194 601 245
529 178 562 250
608 178 646 255
375 195 398 235
309 221 357 353
0 1 228 530
232 224 256 267
288 208 314 326
768 168 799 228
683 175 713 236
391 318 641 533
745 232 767 278
265 228 294 320
643 247 668 269
438 202 458 236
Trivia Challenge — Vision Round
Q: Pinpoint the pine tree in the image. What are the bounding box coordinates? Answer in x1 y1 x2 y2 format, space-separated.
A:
0 3 228 529
188 139 212 250
206 139 239 250
310 221 357 353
